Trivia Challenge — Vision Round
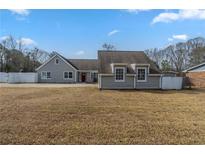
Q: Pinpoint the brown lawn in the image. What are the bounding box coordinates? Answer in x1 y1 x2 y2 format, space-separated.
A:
0 87 205 144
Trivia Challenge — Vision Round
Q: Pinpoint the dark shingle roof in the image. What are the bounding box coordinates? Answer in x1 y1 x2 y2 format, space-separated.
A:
68 59 98 70
98 50 161 74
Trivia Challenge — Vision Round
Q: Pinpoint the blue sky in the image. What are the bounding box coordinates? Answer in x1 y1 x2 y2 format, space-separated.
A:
1 9 205 59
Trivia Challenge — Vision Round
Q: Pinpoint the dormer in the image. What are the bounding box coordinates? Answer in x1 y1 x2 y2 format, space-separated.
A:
111 63 128 82
134 64 150 82
131 64 150 74
111 63 128 73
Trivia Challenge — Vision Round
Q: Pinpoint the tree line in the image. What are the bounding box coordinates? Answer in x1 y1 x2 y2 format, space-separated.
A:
102 38 205 73
0 36 50 72
145 37 205 73
1 36 205 73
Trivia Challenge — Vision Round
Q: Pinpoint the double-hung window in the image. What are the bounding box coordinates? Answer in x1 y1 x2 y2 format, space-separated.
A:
64 72 69 79
91 72 97 82
137 67 146 82
115 67 125 82
64 71 73 79
41 72 51 79
69 72 73 78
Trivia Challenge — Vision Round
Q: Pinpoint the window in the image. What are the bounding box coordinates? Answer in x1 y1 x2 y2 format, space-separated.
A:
64 72 69 79
55 58 59 64
91 72 98 82
69 72 73 78
115 67 125 82
47 72 51 79
64 72 73 79
137 67 146 82
41 72 51 79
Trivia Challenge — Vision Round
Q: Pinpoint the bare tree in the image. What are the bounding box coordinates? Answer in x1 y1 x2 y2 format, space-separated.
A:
30 47 50 70
189 47 205 66
187 37 205 49
102 43 116 51
4 35 17 50
145 48 164 67
164 44 185 72
49 51 58 57
146 37 205 72
17 38 27 53
0 35 50 72
0 41 7 72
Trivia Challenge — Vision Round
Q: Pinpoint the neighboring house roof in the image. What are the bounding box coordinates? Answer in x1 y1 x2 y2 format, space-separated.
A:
98 50 161 74
183 62 205 72
69 59 98 70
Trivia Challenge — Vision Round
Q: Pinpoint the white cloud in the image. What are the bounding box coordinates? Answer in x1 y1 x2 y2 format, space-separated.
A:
76 50 85 55
108 29 119 36
168 34 189 42
152 9 205 24
17 38 36 46
152 12 179 24
0 35 10 41
168 38 174 42
125 9 151 14
1 36 36 46
8 9 30 16
172 34 188 40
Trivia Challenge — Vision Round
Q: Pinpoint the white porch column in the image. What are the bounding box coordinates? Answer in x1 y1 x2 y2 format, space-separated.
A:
79 72 81 82
75 71 77 82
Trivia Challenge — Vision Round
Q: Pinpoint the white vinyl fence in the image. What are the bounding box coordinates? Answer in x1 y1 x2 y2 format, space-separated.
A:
0 72 38 83
0 72 8 82
161 77 183 90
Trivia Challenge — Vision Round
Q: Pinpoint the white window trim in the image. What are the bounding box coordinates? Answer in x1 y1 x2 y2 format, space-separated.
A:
41 71 52 80
137 67 147 82
63 71 73 80
55 58 59 65
114 67 125 82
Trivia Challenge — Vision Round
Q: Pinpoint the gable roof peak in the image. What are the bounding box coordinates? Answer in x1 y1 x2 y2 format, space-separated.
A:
35 52 78 71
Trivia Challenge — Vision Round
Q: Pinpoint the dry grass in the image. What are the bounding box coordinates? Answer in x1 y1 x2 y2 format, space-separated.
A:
0 87 205 144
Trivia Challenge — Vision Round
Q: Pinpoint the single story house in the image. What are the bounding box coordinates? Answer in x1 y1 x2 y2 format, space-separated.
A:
98 50 162 89
183 62 205 87
36 53 98 83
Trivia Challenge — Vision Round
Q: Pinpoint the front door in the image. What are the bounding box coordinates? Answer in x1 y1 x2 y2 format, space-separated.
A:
81 73 86 82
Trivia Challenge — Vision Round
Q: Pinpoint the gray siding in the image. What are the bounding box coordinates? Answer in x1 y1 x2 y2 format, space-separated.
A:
37 55 77 83
100 75 161 89
136 76 160 89
100 75 134 89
